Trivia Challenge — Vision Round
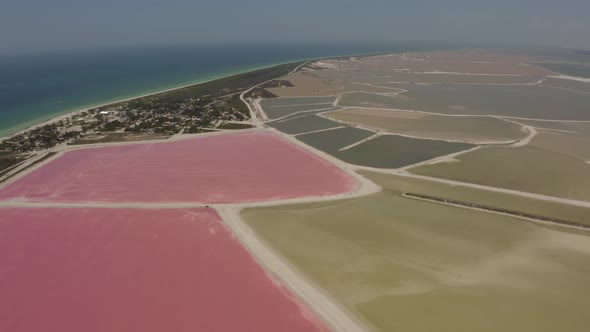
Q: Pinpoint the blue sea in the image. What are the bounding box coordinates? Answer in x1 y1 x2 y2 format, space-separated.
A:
0 42 452 137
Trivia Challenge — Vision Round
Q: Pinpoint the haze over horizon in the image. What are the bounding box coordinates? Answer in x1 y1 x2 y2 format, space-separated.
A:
1 0 589 54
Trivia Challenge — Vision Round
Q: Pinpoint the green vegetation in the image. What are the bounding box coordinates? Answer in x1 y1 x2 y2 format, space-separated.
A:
244 80 293 99
0 121 81 152
157 62 303 101
0 153 26 172
1 62 303 153
216 123 255 130
0 152 56 184
69 133 171 145
411 146 590 201
242 171 590 332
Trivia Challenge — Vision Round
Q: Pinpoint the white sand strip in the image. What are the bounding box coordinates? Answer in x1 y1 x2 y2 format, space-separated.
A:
339 133 381 152
549 75 590 83
293 126 346 137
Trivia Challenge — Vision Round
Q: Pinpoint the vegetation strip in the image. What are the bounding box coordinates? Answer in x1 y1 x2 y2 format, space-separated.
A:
0 158 28 178
0 152 56 184
403 192 590 230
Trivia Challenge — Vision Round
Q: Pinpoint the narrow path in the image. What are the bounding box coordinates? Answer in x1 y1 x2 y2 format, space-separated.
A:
534 127 580 134
501 118 538 147
339 133 381 152
270 102 334 108
269 106 339 123
399 146 481 171
369 170 590 208
549 75 590 83
217 206 369 332
332 95 343 107
240 62 308 127
294 126 346 137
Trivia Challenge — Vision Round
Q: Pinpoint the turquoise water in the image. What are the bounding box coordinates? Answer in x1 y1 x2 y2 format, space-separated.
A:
0 42 451 137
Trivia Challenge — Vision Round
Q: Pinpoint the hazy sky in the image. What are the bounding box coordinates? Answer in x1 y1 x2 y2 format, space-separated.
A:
1 0 589 53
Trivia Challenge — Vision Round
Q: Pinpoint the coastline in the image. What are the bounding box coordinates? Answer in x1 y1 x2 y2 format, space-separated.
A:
0 60 299 141
0 46 408 141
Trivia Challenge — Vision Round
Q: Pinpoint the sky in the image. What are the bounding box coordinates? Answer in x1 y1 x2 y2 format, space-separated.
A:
1 0 589 53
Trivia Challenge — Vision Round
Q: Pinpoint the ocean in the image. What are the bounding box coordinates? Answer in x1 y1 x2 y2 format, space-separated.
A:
0 41 451 137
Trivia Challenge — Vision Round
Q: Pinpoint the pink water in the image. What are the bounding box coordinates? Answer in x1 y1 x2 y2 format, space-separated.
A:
0 208 329 332
0 132 356 203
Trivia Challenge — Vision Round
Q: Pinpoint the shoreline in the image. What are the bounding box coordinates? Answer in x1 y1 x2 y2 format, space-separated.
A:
0 48 404 141
0 60 300 141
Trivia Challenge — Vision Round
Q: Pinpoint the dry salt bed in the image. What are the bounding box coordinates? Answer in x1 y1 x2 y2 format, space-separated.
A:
313 50 556 76
243 171 590 332
325 108 527 143
339 85 590 120
411 146 590 202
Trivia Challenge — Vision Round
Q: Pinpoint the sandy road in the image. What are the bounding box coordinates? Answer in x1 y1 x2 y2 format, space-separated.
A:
240 61 309 126
240 91 263 127
217 206 368 332
501 118 538 147
294 126 347 137
339 133 381 152
398 146 482 171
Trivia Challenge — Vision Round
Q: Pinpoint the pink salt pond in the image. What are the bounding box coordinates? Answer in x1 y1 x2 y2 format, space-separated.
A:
0 208 329 332
0 131 356 203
